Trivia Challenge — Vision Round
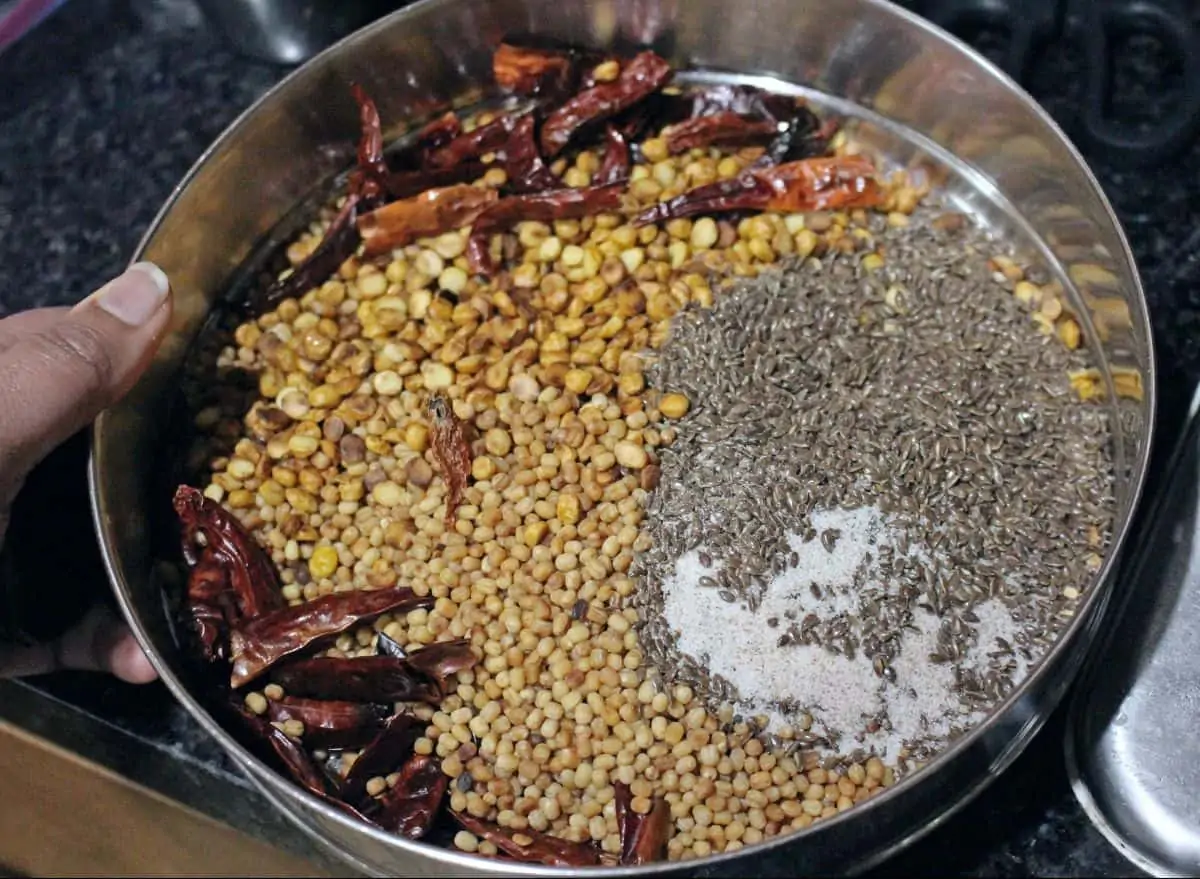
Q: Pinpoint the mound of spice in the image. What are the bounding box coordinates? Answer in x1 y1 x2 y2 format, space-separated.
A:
635 209 1115 766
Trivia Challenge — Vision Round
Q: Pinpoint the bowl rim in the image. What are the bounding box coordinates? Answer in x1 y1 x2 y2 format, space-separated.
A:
88 0 1157 874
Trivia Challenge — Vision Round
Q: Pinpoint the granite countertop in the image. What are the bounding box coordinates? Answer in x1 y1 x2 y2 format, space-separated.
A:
2 0 1198 875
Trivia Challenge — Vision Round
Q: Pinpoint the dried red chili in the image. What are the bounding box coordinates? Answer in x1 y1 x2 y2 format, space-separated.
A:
451 812 603 866
173 485 284 622
493 41 580 98
253 189 362 312
614 782 671 865
757 155 882 211
228 586 433 688
270 655 441 705
595 126 631 185
539 51 673 157
356 184 499 256
234 704 335 798
428 394 473 530
375 754 448 839
633 156 881 226
399 638 477 698
339 713 424 807
501 114 562 194
424 115 517 171
349 83 390 201
412 111 463 160
385 161 489 201
466 182 626 275
265 697 389 750
662 112 779 154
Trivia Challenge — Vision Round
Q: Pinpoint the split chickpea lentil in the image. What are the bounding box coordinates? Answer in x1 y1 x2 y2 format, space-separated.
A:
195 117 1086 861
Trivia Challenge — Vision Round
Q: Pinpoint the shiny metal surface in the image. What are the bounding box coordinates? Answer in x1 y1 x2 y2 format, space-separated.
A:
1065 384 1200 879
88 0 1156 875
194 0 398 65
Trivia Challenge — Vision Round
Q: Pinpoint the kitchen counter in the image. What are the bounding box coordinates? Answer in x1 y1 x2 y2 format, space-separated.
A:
1 0 1197 875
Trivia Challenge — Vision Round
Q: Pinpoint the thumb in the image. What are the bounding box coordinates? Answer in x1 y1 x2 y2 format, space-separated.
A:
0 262 171 505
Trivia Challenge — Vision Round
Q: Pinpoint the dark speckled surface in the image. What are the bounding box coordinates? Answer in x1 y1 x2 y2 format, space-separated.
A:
1 0 1198 875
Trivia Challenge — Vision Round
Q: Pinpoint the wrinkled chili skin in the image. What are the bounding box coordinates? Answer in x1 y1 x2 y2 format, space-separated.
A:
428 394 474 529
425 115 516 171
265 697 389 750
400 638 477 696
633 157 880 225
467 182 626 275
386 161 487 201
252 194 362 312
539 51 673 156
757 156 883 211
375 754 448 839
632 174 771 226
663 112 779 154
501 114 562 194
452 812 603 866
234 705 335 798
350 84 390 200
357 184 499 256
614 782 670 865
595 126 631 185
173 485 285 621
228 586 433 688
270 654 444 704
340 714 423 807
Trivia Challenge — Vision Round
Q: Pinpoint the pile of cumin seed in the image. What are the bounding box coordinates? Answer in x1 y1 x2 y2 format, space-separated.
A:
632 208 1115 769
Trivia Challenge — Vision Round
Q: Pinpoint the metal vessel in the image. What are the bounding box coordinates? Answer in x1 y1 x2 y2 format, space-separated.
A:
88 0 1156 874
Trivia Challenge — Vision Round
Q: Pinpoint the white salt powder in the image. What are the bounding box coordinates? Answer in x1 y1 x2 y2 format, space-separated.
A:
659 505 1003 760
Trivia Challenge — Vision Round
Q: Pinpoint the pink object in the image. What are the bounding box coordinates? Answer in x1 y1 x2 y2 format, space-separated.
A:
0 0 67 54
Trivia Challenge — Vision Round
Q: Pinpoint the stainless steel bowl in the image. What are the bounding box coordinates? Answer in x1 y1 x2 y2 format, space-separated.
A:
88 0 1156 875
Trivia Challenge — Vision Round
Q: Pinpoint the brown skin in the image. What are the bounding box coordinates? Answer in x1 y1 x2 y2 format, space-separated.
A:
0 264 172 683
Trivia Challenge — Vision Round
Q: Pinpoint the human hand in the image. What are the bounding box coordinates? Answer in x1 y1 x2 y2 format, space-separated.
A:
0 263 172 683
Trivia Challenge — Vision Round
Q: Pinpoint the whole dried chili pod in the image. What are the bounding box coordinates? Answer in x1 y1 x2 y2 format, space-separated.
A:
375 754 449 839
252 194 362 313
234 704 336 799
539 51 673 157
428 394 473 531
492 40 584 99
424 114 517 172
451 812 603 866
662 112 780 155
265 697 390 750
339 713 424 807
356 184 499 256
632 156 882 225
614 782 671 865
349 83 390 201
466 182 627 276
756 155 882 211
386 161 489 201
632 174 770 226
402 638 477 697
270 655 443 705
173 486 285 621
595 125 631 185
228 585 434 688
501 114 562 194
